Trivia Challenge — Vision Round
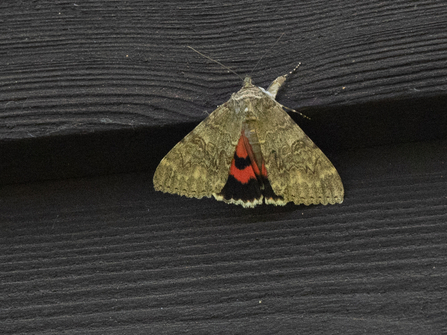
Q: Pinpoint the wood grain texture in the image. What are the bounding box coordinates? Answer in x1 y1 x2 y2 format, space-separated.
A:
1 0 447 185
1 0 447 140
1 139 446 334
1 3 446 334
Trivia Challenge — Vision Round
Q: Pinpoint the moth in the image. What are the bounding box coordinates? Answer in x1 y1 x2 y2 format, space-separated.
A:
153 53 344 208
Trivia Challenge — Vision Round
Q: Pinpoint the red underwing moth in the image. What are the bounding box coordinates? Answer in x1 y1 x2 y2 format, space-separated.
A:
153 54 344 208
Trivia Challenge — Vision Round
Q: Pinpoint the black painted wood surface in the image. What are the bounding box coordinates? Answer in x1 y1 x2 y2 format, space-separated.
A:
1 0 447 184
1 1 446 334
1 139 446 334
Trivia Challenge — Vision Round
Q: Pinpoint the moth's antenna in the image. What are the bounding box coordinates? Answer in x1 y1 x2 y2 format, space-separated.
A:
187 46 244 82
249 33 285 77
282 104 311 120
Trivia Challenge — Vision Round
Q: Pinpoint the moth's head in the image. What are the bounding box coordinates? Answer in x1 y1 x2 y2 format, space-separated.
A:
243 76 253 88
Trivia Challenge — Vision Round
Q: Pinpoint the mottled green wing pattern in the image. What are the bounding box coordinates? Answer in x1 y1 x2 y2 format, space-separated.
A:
153 101 242 199
257 101 344 206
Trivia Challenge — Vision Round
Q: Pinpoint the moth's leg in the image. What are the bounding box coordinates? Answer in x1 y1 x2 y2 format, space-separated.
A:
267 63 301 97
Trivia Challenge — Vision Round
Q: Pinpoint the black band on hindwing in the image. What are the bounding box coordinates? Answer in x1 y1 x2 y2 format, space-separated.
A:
233 153 251 170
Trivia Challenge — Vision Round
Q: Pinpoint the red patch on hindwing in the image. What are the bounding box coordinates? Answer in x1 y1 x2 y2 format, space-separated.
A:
229 134 259 184
215 131 284 207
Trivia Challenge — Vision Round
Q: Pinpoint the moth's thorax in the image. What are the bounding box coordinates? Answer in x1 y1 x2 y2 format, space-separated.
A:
232 80 274 117
233 86 263 100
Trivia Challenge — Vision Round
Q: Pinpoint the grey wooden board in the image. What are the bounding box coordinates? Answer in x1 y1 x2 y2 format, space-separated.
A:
1 139 446 334
1 1 447 185
1 0 447 140
1 2 447 332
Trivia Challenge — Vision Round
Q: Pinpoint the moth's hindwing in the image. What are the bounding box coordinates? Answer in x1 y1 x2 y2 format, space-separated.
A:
257 101 344 205
153 101 242 199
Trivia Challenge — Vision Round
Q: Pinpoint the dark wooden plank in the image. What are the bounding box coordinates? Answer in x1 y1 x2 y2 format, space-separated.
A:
2 3 446 334
1 0 447 185
1 0 447 139
1 139 446 334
